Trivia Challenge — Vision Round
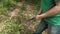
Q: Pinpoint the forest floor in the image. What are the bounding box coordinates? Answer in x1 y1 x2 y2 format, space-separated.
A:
0 22 3 32
0 1 47 34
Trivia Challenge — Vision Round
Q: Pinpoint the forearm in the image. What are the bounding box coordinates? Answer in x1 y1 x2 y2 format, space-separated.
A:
40 5 60 18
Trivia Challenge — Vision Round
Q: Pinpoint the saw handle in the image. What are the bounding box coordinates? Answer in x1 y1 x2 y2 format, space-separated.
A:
28 13 41 21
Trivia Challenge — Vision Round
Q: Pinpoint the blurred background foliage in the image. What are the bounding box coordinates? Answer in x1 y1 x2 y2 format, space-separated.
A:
0 0 41 34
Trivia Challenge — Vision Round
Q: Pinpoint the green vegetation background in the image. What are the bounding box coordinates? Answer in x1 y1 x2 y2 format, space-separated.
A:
0 0 41 34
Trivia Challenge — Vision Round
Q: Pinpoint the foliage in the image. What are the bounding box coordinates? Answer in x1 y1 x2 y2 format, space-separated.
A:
0 16 24 34
0 0 41 34
20 2 27 11
0 0 18 15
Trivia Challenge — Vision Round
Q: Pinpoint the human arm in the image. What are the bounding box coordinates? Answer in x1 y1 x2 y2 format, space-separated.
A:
36 1 60 20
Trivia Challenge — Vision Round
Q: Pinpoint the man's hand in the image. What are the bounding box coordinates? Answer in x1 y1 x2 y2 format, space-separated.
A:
35 15 43 20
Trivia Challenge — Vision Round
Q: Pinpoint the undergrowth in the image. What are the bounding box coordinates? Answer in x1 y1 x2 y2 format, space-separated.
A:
0 0 41 34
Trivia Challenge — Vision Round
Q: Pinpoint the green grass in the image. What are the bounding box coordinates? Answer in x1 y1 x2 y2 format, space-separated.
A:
0 0 41 34
0 0 41 15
